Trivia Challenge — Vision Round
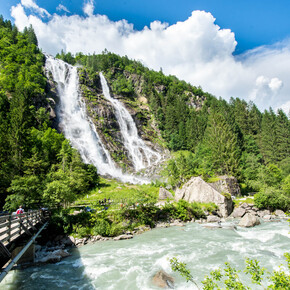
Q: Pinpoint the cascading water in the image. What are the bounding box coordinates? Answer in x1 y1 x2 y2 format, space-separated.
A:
99 72 161 171
45 56 147 183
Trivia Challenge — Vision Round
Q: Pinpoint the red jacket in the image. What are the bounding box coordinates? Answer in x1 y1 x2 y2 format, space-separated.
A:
16 208 24 214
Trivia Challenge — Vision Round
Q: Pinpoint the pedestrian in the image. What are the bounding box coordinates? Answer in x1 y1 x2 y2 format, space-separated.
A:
16 205 24 215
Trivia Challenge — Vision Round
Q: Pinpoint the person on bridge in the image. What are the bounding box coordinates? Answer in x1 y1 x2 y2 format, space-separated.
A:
16 206 24 215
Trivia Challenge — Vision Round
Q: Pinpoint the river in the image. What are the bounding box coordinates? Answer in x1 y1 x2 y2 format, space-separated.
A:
2 220 289 289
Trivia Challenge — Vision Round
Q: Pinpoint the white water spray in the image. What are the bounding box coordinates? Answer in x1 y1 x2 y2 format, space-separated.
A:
99 72 161 171
45 56 147 183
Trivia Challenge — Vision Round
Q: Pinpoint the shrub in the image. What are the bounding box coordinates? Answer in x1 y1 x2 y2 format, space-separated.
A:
92 219 111 236
254 187 290 211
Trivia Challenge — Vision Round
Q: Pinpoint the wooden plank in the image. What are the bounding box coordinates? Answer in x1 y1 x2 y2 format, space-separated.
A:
0 221 10 229
0 228 11 236
0 215 10 222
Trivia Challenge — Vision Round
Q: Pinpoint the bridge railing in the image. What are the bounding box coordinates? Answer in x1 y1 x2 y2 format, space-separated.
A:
0 210 48 247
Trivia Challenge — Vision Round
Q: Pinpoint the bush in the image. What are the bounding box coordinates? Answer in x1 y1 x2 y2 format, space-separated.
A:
254 187 290 211
74 225 91 238
92 219 111 236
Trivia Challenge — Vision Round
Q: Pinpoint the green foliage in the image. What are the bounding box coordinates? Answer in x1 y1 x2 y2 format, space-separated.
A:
172 254 290 289
198 104 241 176
170 257 194 283
244 258 265 285
163 151 198 187
254 187 290 211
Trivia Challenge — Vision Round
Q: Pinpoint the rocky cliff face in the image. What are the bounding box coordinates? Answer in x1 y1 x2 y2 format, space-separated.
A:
78 68 165 172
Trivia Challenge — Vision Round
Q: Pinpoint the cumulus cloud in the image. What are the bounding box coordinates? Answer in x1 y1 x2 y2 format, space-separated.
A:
10 1 290 113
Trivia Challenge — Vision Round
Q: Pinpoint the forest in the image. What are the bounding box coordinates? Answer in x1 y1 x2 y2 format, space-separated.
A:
0 18 98 211
0 16 289 213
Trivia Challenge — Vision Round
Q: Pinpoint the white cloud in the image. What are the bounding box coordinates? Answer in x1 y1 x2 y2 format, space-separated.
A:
83 0 94 16
10 2 290 112
20 0 50 17
56 4 70 14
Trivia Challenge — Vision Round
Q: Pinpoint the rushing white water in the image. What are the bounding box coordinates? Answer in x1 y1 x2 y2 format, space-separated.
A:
45 56 147 184
3 221 289 289
99 73 161 171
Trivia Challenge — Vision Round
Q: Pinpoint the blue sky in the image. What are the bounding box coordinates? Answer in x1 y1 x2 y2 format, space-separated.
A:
1 0 290 112
2 0 290 53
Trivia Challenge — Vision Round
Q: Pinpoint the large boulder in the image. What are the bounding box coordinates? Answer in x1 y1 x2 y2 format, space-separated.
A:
231 207 246 218
159 187 173 200
207 215 221 223
209 176 241 197
175 177 233 217
238 213 260 227
152 270 174 289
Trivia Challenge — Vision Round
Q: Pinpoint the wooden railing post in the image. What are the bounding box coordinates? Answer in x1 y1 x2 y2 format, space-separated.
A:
8 215 11 244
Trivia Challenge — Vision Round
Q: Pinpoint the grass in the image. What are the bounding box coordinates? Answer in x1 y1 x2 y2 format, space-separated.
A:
74 177 160 209
233 196 255 206
206 176 221 183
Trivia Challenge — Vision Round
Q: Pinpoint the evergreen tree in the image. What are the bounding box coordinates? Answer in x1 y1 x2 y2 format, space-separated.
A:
275 109 290 162
260 108 278 163
200 107 241 175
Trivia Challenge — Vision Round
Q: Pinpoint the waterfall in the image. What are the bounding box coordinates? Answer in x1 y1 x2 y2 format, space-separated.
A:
99 72 161 171
45 56 147 183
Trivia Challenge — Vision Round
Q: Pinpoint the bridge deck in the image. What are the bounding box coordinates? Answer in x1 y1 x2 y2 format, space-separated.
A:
0 210 48 269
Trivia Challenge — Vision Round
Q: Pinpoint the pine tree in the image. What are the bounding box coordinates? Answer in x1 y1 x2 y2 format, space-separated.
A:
275 109 290 162
201 108 241 175
260 108 277 163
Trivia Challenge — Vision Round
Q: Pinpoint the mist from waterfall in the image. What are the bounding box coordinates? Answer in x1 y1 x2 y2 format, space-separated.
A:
99 72 161 171
45 56 147 183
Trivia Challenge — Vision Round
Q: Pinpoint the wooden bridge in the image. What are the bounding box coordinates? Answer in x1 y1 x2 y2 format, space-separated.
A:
0 210 49 280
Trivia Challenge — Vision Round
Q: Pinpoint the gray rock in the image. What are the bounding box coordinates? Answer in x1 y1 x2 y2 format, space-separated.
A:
159 187 173 200
202 223 222 229
207 215 221 223
60 236 74 246
231 207 246 218
170 221 184 227
113 234 133 241
156 223 170 228
247 209 258 216
209 175 241 197
175 177 233 217
257 210 271 217
238 213 260 227
67 236 76 245
39 249 70 263
152 270 174 289
240 202 249 209
263 214 275 221
274 210 286 218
